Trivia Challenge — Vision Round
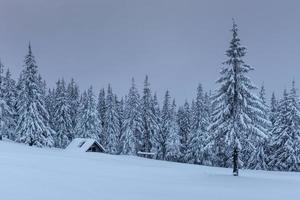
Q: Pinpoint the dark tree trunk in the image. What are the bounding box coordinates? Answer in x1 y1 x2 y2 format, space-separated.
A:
233 147 239 176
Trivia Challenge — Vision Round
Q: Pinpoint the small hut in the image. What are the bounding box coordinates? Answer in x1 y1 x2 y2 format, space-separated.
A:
66 138 105 153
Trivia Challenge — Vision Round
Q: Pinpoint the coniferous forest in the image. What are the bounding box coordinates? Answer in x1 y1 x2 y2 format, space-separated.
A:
1 22 300 173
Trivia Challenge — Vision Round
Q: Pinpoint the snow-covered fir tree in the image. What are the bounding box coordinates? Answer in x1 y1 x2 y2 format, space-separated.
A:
53 79 72 148
76 87 102 140
177 101 191 162
0 61 15 140
247 84 270 170
16 45 54 147
75 86 101 140
153 90 172 160
269 82 300 171
115 96 124 154
3 69 17 113
166 99 181 161
2 68 17 140
151 92 162 158
122 78 142 155
45 88 56 130
67 78 80 140
209 21 268 175
270 92 278 127
186 84 210 165
97 88 107 145
140 76 158 154
105 84 119 154
35 75 50 126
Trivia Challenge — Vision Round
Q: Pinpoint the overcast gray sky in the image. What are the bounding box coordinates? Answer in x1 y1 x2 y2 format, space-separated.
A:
0 0 299 103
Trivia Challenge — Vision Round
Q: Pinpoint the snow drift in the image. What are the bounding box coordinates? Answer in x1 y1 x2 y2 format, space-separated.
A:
0 140 299 200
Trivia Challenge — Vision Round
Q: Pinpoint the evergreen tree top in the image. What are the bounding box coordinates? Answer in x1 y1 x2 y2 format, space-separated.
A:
222 20 253 75
144 75 149 88
259 84 267 104
291 80 297 96
162 91 171 118
271 92 277 107
24 43 36 67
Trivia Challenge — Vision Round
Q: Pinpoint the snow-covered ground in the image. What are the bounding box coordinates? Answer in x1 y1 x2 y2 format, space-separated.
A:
0 140 299 200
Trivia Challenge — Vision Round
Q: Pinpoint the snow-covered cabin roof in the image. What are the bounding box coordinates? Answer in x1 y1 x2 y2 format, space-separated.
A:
66 138 105 153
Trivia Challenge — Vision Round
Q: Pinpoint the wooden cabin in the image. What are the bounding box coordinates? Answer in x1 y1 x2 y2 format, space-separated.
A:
66 138 105 153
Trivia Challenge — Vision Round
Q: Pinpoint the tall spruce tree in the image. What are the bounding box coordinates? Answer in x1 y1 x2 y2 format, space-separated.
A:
140 76 158 155
210 21 268 176
53 79 72 148
177 101 191 162
75 86 101 140
166 99 181 161
122 78 142 155
115 96 124 154
16 45 54 147
154 91 171 160
105 84 119 154
97 88 107 145
67 78 80 140
186 84 210 164
151 93 162 158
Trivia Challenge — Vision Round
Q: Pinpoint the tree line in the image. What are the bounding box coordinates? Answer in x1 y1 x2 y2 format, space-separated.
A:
0 22 299 174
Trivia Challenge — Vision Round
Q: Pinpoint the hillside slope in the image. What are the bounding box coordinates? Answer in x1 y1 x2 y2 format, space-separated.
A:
0 140 299 200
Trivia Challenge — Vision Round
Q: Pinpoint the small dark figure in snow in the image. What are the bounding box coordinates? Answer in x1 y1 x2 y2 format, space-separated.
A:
233 147 239 176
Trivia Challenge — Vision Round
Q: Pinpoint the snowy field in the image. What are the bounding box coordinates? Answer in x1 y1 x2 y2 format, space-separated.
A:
0 140 300 200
